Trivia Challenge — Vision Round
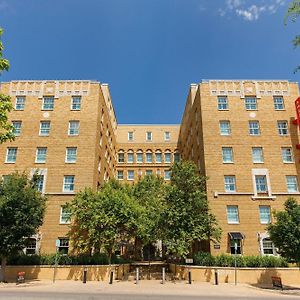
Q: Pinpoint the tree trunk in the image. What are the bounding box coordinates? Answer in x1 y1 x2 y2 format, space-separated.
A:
0 257 7 282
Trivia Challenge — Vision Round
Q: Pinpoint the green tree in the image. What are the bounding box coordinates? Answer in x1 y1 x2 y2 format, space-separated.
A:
267 198 300 266
0 173 47 281
69 180 140 263
0 28 15 143
163 161 221 258
133 175 167 258
286 1 300 72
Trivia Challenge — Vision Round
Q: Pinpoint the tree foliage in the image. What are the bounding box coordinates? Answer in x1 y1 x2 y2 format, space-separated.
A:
0 172 47 281
69 180 140 262
286 1 300 72
0 28 14 143
267 198 300 265
163 161 221 257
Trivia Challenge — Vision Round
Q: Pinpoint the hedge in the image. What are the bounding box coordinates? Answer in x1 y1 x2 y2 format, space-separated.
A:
193 252 288 268
7 253 129 266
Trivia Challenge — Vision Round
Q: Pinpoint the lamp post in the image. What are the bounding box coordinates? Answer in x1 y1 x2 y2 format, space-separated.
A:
234 242 237 286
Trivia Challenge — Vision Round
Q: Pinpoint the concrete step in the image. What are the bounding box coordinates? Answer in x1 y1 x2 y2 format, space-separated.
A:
124 272 174 281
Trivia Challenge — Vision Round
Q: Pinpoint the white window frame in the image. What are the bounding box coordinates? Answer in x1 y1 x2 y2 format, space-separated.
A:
136 151 143 163
259 206 271 224
217 96 228 110
39 121 51 136
118 151 125 163
65 147 77 163
68 121 80 136
224 176 236 192
58 238 69 255
15 96 25 110
277 121 288 136
249 121 260 136
127 170 134 181
164 151 172 163
164 131 170 141
117 170 124 180
63 175 75 192
30 168 47 194
273 96 284 110
146 131 152 141
219 120 231 136
12 121 22 136
42 96 54 110
174 152 180 162
6 147 17 163
60 206 71 224
222 147 233 163
35 147 47 163
227 205 239 224
286 175 298 193
71 96 81 110
164 170 171 180
146 170 153 176
127 151 134 163
252 169 272 197
252 147 264 163
281 147 293 163
128 131 134 141
146 152 153 163
245 97 257 110
155 152 162 163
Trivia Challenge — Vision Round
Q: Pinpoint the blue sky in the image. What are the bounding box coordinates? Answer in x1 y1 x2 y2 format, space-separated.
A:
0 0 299 124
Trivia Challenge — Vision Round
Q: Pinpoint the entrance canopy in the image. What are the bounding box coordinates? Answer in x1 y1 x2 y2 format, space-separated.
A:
228 232 244 240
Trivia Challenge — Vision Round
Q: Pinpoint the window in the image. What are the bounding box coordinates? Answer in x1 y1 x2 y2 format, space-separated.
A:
249 121 260 135
118 152 125 163
219 121 231 135
34 175 44 193
222 147 233 163
286 175 298 192
66 147 77 163
71 96 81 110
164 170 171 180
274 96 284 110
25 238 37 255
146 152 153 163
42 96 54 110
6 147 17 163
174 152 180 162
146 131 152 141
63 175 75 192
127 170 134 180
217 96 228 110
224 176 236 192
164 131 170 141
58 238 69 255
128 131 134 141
12 121 22 136
282 147 293 163
15 96 25 110
259 206 271 224
227 206 239 224
117 170 124 180
36 147 47 163
68 121 80 135
60 206 71 224
146 170 153 176
137 151 143 163
155 152 162 163
262 238 276 255
127 152 134 163
252 147 264 163
255 175 268 193
245 97 257 110
164 151 171 163
277 121 288 136
39 121 50 136
230 239 242 255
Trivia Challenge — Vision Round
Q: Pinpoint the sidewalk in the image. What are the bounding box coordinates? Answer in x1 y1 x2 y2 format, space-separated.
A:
1 280 300 298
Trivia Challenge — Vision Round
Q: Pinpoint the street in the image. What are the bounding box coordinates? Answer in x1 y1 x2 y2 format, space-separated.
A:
0 280 299 300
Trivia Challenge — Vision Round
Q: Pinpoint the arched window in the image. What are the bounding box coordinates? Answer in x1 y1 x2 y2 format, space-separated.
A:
164 150 172 163
118 150 124 163
146 150 153 163
136 150 143 163
127 150 134 163
155 150 162 163
174 151 180 162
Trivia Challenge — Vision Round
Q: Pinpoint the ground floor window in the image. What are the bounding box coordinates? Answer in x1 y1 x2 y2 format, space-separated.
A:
25 238 37 255
58 238 69 255
228 232 244 255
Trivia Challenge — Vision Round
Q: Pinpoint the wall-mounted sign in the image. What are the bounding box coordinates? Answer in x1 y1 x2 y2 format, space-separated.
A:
214 244 220 250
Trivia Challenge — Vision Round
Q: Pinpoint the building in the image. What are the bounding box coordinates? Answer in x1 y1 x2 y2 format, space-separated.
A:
0 79 299 256
179 80 300 256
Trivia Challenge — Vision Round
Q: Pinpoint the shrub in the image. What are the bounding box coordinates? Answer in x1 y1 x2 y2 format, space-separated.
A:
7 253 129 266
192 252 288 268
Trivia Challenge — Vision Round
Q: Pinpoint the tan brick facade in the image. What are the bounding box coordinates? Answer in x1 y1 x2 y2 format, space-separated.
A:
1 79 299 257
179 80 300 256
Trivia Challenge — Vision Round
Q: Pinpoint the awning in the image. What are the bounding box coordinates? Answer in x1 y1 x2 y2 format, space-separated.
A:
228 232 244 240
